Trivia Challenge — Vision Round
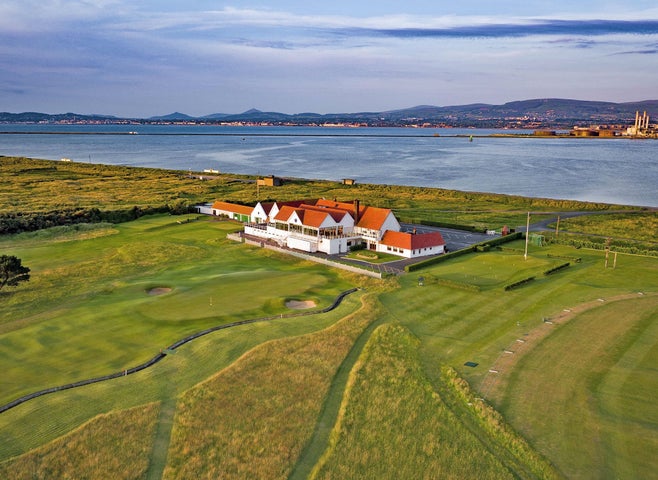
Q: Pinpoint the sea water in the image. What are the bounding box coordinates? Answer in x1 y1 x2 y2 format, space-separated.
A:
1 125 656 207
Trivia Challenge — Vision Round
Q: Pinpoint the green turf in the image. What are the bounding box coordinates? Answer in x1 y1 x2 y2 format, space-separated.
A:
377 242 658 478
0 214 355 407
0 289 365 461
1 180 657 478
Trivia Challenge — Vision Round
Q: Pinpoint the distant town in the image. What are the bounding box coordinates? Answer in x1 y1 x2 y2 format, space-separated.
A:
1 98 656 135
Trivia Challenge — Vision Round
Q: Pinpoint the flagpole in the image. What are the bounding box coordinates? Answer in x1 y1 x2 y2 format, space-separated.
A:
524 212 530 260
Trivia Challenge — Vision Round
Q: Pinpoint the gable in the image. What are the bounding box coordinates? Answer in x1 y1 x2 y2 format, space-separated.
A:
298 204 353 224
356 207 393 231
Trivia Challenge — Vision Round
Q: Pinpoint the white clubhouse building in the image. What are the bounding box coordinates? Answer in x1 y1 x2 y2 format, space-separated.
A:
204 198 445 258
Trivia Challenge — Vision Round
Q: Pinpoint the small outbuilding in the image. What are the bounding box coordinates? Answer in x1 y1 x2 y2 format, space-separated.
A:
378 230 446 258
211 201 254 222
257 175 283 187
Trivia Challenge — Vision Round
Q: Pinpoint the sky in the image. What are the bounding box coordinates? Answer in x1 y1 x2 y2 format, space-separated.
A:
2 1 658 117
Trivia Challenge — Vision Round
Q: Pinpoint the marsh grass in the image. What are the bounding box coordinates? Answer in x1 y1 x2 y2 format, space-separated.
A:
0 403 160 480
162 293 380 479
553 211 658 243
2 157 635 230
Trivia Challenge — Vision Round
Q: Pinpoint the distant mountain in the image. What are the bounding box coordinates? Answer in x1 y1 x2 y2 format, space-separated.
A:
200 113 231 119
148 112 195 121
0 112 117 123
199 99 658 127
2 99 657 128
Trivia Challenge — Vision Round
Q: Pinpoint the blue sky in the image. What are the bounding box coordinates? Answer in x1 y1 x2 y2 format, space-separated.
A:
2 1 658 117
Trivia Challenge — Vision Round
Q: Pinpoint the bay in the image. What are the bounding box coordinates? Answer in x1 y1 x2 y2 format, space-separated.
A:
1 125 656 207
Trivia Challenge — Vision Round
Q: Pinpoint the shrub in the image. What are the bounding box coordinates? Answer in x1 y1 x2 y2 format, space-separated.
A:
504 276 535 291
544 263 570 276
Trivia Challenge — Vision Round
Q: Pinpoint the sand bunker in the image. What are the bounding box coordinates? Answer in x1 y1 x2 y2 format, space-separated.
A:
148 287 172 296
286 299 317 309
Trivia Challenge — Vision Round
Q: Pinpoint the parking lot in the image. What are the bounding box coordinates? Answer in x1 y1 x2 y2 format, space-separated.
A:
399 223 496 253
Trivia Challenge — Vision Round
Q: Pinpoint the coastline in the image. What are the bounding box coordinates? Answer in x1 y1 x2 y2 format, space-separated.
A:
1 131 653 139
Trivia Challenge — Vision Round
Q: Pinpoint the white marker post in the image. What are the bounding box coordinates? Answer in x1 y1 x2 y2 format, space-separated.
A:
524 212 530 261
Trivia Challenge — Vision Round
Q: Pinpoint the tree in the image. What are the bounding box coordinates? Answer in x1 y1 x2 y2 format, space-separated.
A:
0 255 30 291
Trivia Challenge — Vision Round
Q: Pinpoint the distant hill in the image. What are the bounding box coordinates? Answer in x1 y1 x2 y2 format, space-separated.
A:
0 112 117 123
2 99 657 128
148 112 196 121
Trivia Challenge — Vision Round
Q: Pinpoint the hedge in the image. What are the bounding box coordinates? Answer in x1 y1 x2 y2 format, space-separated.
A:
504 276 535 291
0 205 188 235
547 253 581 263
543 263 570 276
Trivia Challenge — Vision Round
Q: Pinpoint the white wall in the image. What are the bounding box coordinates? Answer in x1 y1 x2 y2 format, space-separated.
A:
287 236 318 253
195 204 213 215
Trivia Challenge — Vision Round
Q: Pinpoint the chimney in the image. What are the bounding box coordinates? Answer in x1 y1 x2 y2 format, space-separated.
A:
353 199 360 223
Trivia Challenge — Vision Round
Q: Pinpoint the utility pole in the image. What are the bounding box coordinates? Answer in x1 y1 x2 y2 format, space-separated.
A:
555 215 560 239
524 212 530 261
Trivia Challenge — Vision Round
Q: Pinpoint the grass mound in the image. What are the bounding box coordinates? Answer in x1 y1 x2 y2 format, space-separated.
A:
312 324 516 479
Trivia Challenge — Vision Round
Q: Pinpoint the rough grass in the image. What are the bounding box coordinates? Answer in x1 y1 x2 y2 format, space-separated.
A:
554 211 658 244
162 293 380 479
1 156 636 229
0 403 160 480
311 323 514 479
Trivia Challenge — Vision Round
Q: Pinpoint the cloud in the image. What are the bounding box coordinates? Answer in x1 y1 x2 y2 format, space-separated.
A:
2 3 658 115
613 49 658 55
338 19 658 41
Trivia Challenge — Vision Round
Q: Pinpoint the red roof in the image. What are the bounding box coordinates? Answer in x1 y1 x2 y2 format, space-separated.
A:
273 205 339 228
212 201 254 216
298 204 351 223
380 231 445 250
277 199 318 209
273 205 298 222
259 202 275 215
300 209 330 228
356 207 393 230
